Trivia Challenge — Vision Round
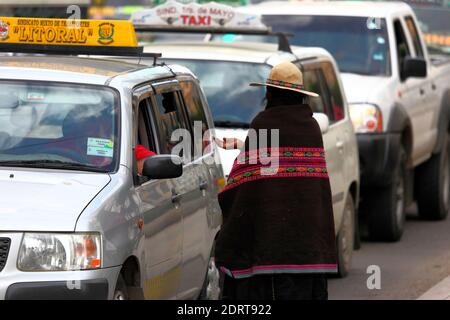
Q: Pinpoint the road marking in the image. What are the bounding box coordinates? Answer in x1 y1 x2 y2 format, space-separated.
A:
417 275 450 300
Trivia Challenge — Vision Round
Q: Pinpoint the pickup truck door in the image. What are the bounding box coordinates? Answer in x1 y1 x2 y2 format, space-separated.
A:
394 18 430 164
303 64 346 229
404 15 439 157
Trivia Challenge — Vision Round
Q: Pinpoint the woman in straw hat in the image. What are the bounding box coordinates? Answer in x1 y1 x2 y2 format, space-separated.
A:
215 61 337 300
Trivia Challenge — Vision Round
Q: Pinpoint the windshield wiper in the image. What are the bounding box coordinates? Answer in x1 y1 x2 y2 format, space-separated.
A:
214 120 250 129
0 160 108 172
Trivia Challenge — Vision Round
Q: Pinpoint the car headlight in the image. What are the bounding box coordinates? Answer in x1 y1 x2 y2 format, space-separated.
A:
18 233 101 271
349 103 383 133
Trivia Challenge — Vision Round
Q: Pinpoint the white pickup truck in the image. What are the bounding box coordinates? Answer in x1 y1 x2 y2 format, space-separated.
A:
242 1 450 241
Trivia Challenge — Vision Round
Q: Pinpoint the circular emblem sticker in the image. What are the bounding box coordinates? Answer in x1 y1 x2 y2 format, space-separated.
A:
98 22 114 45
0 20 9 40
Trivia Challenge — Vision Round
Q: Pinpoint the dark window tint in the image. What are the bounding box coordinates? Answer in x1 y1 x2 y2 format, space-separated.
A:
405 16 424 57
153 91 186 154
321 62 345 122
303 68 331 118
179 81 211 158
394 19 411 79
137 98 156 152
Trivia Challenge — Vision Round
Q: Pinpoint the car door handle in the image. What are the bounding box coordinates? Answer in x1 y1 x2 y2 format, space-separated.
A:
199 180 208 191
420 88 425 95
336 141 344 149
171 190 182 203
431 83 437 91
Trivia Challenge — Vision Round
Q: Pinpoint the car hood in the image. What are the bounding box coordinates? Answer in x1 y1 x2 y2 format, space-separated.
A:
214 128 249 177
340 73 391 103
0 168 111 232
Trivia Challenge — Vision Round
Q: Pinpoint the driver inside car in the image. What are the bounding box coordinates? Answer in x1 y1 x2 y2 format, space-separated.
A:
48 106 113 167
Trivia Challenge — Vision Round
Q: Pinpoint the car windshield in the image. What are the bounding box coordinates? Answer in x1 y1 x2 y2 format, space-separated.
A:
0 82 119 172
163 59 270 127
214 15 391 76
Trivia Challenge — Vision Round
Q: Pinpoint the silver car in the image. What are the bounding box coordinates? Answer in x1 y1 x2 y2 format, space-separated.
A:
0 56 223 300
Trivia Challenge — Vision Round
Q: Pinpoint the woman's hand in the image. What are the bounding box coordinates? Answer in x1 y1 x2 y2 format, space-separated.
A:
214 137 244 150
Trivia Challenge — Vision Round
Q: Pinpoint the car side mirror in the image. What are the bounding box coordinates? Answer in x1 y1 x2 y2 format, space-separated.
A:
402 56 427 80
142 155 183 179
313 112 330 134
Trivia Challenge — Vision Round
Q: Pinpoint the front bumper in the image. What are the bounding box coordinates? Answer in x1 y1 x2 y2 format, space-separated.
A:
0 233 121 300
357 132 401 187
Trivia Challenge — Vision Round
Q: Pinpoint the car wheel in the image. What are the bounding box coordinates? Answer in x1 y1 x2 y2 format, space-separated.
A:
113 274 128 300
367 146 406 241
199 256 222 300
337 194 355 278
415 132 450 220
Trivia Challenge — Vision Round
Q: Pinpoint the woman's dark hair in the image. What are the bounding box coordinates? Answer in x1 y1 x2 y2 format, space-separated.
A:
266 86 308 107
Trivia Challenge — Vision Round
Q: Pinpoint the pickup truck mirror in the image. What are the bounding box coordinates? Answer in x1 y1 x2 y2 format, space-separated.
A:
402 56 427 80
313 112 330 134
142 155 183 179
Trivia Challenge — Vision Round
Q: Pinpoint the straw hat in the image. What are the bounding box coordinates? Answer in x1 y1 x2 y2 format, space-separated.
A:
250 61 319 97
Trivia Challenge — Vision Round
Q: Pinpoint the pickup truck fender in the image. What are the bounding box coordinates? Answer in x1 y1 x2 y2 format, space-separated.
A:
387 103 413 165
432 89 450 154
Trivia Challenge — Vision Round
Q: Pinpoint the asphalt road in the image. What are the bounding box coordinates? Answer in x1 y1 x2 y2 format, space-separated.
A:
328 204 450 300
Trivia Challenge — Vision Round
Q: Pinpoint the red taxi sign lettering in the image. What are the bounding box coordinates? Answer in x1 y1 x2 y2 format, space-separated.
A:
131 0 268 31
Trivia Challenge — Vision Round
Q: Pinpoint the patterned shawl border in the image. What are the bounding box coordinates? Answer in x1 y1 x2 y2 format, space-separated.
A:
229 163 327 178
232 156 326 171
236 147 325 161
222 171 329 193
220 264 338 279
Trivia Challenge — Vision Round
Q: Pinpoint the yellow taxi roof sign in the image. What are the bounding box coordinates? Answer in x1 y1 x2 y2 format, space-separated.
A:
0 17 138 47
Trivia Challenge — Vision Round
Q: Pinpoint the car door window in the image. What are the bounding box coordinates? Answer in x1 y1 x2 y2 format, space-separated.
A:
321 62 345 122
405 16 424 58
303 68 333 120
179 80 211 159
394 19 412 79
137 98 157 152
153 90 188 155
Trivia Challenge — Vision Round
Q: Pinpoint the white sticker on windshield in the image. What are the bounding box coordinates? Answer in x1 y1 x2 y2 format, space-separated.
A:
373 53 384 61
27 92 45 101
87 137 114 157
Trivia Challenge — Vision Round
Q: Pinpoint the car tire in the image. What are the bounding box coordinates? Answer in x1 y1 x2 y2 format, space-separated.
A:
199 255 222 300
367 146 407 241
337 194 355 278
113 274 129 300
415 132 450 220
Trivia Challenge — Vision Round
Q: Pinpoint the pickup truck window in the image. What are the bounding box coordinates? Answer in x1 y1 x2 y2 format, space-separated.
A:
405 16 425 58
0 81 119 173
411 4 450 54
303 68 329 116
394 19 412 80
321 62 345 122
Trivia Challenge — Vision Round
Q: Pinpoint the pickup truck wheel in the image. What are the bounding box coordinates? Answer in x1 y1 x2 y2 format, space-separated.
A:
337 194 355 278
367 147 406 241
415 132 450 220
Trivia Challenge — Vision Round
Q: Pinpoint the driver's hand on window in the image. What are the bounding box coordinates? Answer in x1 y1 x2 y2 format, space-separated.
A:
214 137 244 150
